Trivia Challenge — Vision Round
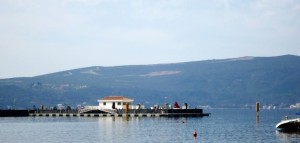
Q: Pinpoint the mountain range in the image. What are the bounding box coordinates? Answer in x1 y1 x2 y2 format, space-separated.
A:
0 55 299 109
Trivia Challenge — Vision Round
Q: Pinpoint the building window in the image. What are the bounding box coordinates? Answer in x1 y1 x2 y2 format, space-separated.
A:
123 103 126 105
118 102 121 105
103 102 106 106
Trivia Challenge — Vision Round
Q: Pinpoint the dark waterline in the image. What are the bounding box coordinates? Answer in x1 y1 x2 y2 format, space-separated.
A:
0 109 299 143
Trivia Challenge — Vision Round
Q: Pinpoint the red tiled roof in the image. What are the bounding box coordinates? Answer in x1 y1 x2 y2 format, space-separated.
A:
99 96 133 101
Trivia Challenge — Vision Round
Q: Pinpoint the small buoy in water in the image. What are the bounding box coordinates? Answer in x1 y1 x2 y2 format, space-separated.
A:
193 130 197 140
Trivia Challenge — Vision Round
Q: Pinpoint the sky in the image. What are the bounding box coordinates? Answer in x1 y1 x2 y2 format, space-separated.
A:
0 0 300 79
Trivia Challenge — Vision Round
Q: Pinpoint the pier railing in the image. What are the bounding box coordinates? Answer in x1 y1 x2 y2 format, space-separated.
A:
32 109 78 114
78 106 98 114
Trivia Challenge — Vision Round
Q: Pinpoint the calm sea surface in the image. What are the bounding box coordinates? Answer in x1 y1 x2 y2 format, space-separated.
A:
0 109 299 143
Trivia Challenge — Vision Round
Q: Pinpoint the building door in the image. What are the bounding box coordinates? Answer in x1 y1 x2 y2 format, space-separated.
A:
112 102 115 109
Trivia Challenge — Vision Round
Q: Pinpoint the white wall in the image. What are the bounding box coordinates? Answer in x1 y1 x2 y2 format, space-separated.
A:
98 101 132 109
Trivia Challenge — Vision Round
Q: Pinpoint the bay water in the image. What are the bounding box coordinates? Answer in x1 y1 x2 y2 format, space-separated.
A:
0 109 299 143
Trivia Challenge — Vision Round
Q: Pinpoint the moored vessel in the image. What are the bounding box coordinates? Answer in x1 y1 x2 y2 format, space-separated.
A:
276 115 300 131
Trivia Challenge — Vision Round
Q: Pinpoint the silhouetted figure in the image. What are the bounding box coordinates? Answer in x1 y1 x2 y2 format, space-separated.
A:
174 102 180 109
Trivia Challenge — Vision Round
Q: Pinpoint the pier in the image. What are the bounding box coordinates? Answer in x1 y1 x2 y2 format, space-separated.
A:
28 109 210 118
1 96 210 118
0 109 210 117
0 110 30 117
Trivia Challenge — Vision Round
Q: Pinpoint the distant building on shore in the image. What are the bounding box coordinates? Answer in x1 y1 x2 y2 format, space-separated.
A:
98 96 134 110
290 103 300 109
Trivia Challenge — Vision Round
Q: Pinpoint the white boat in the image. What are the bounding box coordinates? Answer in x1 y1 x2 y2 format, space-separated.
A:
276 116 300 131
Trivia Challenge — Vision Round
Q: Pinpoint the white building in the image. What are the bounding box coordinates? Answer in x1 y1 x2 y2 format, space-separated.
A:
98 96 134 110
290 103 300 109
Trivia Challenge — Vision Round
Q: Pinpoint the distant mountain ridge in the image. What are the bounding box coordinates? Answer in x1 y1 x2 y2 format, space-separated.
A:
0 55 300 109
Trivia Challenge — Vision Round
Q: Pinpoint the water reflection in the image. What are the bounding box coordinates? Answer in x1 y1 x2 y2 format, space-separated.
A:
1 109 300 143
276 130 300 143
256 114 259 124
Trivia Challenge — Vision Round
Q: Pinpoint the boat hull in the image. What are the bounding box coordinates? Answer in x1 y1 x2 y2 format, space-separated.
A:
276 118 300 131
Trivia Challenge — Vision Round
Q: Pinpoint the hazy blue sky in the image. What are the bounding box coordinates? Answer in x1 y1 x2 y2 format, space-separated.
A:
1 0 300 78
